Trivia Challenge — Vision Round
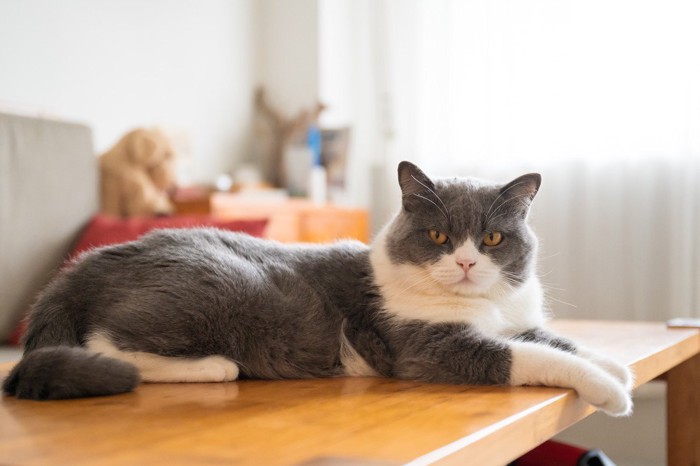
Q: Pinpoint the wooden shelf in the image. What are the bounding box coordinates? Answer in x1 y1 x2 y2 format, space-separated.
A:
209 194 370 243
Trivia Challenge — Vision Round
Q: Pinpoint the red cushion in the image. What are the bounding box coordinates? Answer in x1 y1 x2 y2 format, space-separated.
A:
7 214 267 345
70 214 268 259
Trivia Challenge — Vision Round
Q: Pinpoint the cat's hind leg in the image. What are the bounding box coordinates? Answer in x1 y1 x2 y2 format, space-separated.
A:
86 333 239 383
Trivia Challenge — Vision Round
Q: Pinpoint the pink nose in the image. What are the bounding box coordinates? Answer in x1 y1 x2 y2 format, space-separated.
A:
456 259 476 272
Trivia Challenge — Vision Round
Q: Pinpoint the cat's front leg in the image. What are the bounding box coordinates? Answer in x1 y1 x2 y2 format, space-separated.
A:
510 341 632 416
511 328 577 352
393 324 632 415
511 328 633 390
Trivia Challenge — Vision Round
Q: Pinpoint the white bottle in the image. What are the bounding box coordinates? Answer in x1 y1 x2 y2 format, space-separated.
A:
308 164 327 204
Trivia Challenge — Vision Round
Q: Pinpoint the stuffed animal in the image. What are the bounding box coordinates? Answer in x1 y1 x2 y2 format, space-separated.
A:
99 128 177 217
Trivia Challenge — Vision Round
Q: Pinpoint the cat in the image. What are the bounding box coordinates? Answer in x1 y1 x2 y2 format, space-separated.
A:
2 161 633 416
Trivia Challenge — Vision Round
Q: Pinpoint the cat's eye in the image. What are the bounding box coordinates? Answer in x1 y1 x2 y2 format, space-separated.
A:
429 230 449 245
483 231 503 246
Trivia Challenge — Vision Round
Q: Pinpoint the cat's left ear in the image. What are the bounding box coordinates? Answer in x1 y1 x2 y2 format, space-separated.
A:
500 173 542 215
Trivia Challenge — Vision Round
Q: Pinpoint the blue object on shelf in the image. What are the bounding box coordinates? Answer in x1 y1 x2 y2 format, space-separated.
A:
307 125 322 166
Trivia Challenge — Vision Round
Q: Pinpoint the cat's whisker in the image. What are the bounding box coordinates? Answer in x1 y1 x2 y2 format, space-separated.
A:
537 252 562 261
499 271 526 281
540 284 567 292
485 181 524 219
495 273 520 287
536 268 557 279
411 175 451 226
392 278 433 296
499 278 520 290
493 282 519 301
543 294 578 309
491 280 513 293
392 268 433 287
389 280 434 300
411 193 450 223
388 271 437 299
485 180 529 221
498 279 520 288
535 275 566 289
486 193 533 224
497 270 566 293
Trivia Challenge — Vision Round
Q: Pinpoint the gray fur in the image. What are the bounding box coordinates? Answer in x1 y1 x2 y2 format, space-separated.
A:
3 161 566 400
513 328 577 353
3 347 140 399
387 321 512 384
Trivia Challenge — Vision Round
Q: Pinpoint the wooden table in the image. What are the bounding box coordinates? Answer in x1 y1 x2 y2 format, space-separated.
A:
1 320 698 466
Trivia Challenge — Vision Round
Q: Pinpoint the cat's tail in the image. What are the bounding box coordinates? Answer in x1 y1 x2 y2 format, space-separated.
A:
2 279 141 400
2 346 141 400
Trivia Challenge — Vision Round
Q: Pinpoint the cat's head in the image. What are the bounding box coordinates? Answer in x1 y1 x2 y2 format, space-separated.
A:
373 161 541 298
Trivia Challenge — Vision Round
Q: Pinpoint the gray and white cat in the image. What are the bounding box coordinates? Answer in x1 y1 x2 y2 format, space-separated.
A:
3 162 633 416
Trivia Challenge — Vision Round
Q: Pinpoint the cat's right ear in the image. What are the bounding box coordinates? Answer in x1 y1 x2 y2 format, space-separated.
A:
398 161 436 211
499 173 542 218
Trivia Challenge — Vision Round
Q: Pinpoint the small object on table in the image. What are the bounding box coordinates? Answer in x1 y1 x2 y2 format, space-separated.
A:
667 318 700 329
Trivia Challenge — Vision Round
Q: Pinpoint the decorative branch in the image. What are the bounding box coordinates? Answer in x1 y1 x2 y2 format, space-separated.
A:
254 87 325 187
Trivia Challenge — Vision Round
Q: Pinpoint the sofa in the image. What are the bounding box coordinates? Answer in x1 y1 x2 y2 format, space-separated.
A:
0 112 97 343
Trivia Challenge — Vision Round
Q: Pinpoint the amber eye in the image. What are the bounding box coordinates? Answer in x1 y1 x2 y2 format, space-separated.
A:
429 230 449 245
483 231 503 246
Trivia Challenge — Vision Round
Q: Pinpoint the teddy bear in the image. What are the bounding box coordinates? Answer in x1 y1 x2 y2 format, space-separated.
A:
99 128 177 217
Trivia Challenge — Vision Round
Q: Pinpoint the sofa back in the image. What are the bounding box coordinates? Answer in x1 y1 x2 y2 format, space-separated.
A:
0 112 97 341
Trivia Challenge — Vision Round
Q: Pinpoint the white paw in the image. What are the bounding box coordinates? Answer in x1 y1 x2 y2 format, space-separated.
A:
597 358 634 391
196 356 240 382
577 348 634 391
509 342 633 417
575 373 633 417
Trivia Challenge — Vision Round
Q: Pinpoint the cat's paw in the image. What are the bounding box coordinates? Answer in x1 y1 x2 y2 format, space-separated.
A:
597 358 634 392
510 342 633 416
195 356 240 382
577 347 634 391
574 373 633 417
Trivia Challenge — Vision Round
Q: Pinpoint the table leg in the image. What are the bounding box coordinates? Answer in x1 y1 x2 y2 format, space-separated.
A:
667 352 700 466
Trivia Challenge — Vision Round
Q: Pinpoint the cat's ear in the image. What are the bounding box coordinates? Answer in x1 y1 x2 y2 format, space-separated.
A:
500 173 542 215
398 161 436 211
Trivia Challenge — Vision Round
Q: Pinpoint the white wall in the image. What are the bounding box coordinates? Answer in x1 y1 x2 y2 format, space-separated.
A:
0 0 377 205
254 0 382 211
255 0 319 116
0 0 257 184
319 0 383 212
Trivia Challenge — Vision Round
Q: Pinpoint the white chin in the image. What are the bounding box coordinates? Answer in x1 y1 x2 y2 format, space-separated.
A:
449 279 489 296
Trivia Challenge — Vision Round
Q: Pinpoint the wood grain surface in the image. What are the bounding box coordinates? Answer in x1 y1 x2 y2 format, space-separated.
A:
1 320 698 466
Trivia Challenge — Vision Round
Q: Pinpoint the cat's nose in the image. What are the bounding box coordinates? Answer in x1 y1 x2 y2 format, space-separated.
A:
456 259 476 271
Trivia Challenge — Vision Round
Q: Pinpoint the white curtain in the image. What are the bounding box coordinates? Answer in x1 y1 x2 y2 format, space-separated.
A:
376 0 700 320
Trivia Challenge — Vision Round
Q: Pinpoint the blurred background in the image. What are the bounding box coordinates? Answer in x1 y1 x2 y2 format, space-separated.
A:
1 1 699 464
